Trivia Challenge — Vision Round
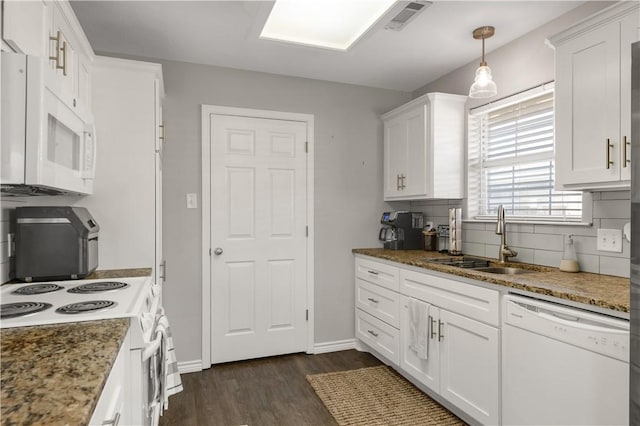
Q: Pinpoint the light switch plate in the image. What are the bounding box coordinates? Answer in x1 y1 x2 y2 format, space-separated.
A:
186 193 198 209
597 228 623 253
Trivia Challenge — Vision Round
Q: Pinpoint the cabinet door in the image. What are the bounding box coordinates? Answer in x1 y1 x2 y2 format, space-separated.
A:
555 19 621 188
384 117 407 198
2 0 47 55
383 104 427 200
155 79 164 286
400 297 439 393
404 105 427 198
439 309 499 425
46 3 78 109
620 12 640 181
89 335 128 426
77 54 92 112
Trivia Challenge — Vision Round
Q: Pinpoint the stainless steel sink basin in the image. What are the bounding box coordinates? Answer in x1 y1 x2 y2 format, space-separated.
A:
473 267 534 275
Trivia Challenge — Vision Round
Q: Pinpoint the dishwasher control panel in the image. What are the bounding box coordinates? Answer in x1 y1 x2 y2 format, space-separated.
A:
503 295 629 362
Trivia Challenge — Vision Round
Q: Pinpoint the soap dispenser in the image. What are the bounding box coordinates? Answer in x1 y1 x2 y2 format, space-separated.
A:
560 234 579 273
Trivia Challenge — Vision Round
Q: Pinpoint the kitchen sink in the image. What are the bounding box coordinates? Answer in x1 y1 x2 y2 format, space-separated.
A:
472 267 534 275
425 257 490 269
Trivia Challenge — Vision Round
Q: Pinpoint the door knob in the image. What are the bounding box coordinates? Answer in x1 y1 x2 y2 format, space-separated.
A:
214 248 223 255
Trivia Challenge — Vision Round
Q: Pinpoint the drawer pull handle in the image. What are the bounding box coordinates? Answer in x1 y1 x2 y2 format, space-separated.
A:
429 315 437 339
367 270 379 275
367 329 379 337
367 297 379 304
438 320 445 341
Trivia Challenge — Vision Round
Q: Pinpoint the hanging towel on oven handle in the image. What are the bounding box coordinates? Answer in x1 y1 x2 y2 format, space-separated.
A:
156 307 184 412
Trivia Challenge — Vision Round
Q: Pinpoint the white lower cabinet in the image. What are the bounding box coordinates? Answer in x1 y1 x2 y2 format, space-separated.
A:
400 295 500 425
90 329 130 426
356 309 400 365
355 255 501 425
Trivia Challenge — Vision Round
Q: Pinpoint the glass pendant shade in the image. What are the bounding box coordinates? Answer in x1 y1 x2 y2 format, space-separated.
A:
469 65 497 98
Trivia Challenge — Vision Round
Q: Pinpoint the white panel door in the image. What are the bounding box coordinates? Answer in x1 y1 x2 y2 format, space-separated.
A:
210 114 308 364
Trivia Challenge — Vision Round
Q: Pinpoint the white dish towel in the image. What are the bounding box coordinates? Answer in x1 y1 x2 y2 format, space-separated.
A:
156 308 184 412
408 298 429 360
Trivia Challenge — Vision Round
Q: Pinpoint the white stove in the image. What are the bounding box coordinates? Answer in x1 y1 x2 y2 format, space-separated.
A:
1 275 165 425
0 276 156 331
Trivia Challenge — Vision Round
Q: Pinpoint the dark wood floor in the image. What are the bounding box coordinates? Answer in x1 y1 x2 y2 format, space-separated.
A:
158 349 382 426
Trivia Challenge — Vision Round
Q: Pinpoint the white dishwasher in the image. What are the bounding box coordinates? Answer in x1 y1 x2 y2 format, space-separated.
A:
502 295 629 426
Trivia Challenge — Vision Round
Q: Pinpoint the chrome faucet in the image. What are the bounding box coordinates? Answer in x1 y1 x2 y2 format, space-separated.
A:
496 204 517 263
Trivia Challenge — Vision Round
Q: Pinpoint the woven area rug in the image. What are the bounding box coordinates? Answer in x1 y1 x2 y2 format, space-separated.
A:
306 365 466 426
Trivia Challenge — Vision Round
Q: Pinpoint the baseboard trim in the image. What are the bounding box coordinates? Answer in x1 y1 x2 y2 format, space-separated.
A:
178 359 203 374
313 339 357 354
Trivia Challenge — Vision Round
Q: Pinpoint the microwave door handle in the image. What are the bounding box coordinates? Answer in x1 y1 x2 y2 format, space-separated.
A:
82 123 97 180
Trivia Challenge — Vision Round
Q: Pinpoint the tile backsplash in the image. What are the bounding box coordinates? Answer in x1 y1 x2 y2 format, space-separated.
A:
409 191 630 278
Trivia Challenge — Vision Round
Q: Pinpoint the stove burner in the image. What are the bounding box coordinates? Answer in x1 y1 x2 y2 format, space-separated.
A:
12 284 64 295
55 300 117 315
67 281 129 294
1 302 53 319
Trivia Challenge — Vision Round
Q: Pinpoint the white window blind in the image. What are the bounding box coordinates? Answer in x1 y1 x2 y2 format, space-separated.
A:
468 85 582 221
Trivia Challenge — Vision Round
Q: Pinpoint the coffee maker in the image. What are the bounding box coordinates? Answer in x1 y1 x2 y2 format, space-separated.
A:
379 211 424 250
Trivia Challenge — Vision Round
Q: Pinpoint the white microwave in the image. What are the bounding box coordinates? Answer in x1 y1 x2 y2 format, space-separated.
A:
1 52 96 195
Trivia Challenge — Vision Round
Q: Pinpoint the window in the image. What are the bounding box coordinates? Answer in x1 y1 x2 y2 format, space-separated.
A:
467 84 583 221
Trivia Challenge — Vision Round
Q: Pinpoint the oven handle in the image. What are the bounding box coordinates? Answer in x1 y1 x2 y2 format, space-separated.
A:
142 331 162 362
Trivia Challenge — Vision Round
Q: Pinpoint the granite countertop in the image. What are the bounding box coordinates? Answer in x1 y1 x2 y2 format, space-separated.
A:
1 318 130 425
353 248 630 313
85 267 152 280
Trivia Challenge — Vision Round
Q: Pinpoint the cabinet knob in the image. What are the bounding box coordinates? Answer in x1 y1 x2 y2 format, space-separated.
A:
214 247 224 255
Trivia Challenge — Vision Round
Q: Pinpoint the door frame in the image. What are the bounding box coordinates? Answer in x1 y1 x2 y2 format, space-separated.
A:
201 105 315 368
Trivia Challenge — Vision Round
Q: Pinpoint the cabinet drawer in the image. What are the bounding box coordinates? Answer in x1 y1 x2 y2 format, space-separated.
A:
401 269 500 326
356 309 400 365
356 279 400 328
355 257 399 291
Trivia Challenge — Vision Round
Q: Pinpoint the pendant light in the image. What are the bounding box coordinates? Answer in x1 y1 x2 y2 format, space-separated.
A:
469 26 497 99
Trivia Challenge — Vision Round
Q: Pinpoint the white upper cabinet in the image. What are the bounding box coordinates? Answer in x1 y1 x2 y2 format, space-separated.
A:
1 0 94 119
382 93 467 201
1 0 47 56
549 2 640 190
45 1 94 119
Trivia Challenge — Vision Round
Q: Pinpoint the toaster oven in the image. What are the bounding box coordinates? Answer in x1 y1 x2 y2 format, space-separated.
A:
15 206 99 282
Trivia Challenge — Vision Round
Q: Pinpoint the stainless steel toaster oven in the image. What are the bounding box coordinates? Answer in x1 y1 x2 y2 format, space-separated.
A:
15 206 99 281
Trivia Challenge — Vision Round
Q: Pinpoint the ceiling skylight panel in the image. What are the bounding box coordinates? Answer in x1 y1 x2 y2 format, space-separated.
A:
260 0 397 51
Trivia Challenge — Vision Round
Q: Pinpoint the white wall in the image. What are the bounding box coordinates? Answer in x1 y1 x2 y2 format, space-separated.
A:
151 61 410 363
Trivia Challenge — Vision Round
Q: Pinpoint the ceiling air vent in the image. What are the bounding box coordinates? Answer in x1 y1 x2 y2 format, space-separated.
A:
384 1 432 31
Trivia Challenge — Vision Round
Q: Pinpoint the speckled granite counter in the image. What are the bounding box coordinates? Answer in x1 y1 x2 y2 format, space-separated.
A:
353 248 630 313
1 318 129 425
85 267 152 280
4 267 152 284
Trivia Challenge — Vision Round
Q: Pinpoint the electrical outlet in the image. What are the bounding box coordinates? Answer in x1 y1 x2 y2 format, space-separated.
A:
597 228 623 253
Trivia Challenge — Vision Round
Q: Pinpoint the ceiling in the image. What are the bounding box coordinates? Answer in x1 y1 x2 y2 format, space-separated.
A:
70 1 585 92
